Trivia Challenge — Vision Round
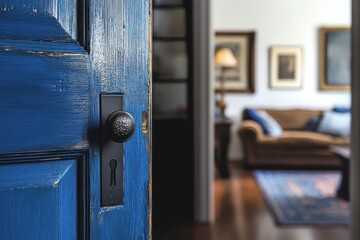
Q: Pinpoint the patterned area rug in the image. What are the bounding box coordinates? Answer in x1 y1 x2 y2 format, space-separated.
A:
254 171 350 225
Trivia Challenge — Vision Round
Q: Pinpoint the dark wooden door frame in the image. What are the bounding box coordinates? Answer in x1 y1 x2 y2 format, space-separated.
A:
351 0 359 239
193 0 214 223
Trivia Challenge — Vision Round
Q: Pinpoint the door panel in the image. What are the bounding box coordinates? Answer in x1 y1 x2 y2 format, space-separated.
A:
0 10 89 154
0 46 89 153
0 11 75 41
0 160 77 240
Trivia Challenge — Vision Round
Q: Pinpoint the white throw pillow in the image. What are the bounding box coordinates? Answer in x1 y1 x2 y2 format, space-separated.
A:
257 111 283 137
317 112 350 137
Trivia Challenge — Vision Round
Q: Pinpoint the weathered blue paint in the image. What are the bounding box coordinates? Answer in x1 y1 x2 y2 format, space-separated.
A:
0 39 87 54
0 47 90 153
0 160 78 239
0 0 77 40
57 0 77 39
0 0 151 239
0 11 75 42
0 150 90 239
88 0 151 238
0 0 57 16
0 11 89 154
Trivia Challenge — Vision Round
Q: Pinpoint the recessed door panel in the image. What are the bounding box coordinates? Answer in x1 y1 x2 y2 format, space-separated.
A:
0 160 78 240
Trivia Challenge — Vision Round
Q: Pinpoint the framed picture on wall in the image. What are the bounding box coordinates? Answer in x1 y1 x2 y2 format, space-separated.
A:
269 46 303 89
214 32 255 93
320 27 351 91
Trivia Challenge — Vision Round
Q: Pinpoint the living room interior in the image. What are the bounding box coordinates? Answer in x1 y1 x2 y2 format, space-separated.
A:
152 0 352 239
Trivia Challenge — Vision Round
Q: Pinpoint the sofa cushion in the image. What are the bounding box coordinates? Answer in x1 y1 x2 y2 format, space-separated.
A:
254 109 323 130
244 108 270 134
257 111 283 137
303 117 321 131
317 111 351 137
260 130 349 146
332 106 351 113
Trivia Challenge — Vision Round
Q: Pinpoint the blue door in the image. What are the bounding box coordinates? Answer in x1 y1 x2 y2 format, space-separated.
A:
0 0 151 239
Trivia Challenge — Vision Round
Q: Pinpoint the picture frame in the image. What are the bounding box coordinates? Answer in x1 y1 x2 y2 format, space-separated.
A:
269 46 303 89
215 32 255 93
320 27 351 91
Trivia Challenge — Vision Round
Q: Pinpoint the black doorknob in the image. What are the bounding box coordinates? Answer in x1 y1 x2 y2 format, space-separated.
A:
106 110 135 143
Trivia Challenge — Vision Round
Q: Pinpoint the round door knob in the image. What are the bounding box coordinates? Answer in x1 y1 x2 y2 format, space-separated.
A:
106 110 135 143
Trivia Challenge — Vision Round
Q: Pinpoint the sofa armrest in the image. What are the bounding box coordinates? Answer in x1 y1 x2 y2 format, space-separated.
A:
237 120 264 166
237 120 264 140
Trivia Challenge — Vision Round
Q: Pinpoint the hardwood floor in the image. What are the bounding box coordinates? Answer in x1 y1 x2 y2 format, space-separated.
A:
153 163 349 240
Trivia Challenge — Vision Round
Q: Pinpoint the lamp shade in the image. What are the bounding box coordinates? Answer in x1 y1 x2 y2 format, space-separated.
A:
215 48 237 67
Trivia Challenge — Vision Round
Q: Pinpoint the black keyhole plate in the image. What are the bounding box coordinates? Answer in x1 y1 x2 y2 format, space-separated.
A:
100 94 125 207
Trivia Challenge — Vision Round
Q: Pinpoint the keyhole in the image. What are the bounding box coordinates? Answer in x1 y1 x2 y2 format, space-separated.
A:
110 159 117 187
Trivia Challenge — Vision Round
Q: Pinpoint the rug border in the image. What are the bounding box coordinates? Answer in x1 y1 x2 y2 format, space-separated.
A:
252 170 350 226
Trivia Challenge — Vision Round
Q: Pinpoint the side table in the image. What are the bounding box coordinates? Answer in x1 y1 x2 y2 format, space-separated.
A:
215 120 232 178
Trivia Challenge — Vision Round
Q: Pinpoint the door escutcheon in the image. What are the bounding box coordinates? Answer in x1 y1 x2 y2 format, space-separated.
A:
100 94 135 207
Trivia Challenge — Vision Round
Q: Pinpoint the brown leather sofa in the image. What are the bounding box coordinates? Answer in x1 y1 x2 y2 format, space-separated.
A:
237 108 350 168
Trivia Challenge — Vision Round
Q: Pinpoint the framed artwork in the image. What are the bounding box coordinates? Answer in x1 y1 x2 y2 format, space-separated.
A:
270 46 303 89
215 32 255 93
320 27 351 91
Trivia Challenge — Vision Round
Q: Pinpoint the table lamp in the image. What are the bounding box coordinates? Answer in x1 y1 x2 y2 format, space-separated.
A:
215 48 237 120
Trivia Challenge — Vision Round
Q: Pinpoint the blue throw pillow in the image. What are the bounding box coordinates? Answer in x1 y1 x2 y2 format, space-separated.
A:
303 117 321 132
333 107 351 113
244 108 269 134
317 112 350 137
257 111 283 137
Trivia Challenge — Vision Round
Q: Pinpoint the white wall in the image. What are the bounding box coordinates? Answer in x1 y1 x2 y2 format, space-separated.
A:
213 0 352 160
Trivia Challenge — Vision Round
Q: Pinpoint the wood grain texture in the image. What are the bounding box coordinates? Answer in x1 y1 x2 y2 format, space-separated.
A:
0 150 90 240
0 39 86 54
88 0 151 238
0 11 74 42
0 47 90 153
0 159 78 240
0 0 151 238
0 0 57 16
0 10 89 154
57 0 77 39
0 0 77 40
